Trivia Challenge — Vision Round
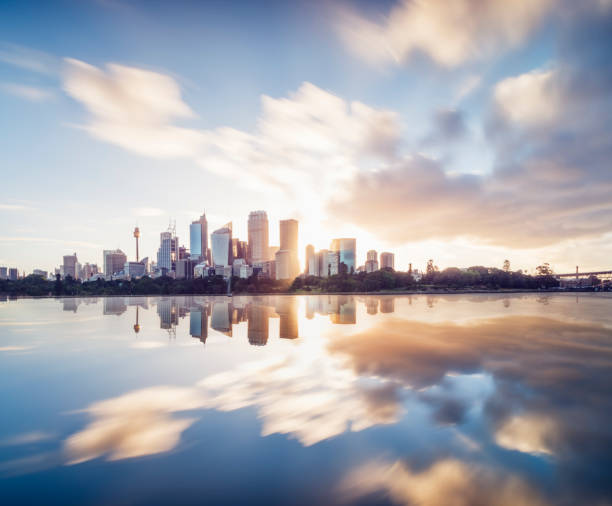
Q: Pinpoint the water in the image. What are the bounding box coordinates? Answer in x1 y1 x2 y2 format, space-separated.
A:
0 294 611 505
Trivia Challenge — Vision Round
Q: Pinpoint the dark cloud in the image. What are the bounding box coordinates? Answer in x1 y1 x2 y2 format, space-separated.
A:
423 108 468 146
329 7 612 248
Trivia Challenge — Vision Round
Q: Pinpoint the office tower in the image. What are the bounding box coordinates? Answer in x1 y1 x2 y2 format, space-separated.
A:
0 267 7 279
156 226 179 273
104 249 127 277
365 249 379 273
380 252 395 270
63 253 78 279
248 211 269 264
232 238 246 260
189 213 208 262
317 249 328 277
211 223 232 267
8 267 19 281
176 258 196 279
330 238 357 274
305 244 315 275
276 219 299 280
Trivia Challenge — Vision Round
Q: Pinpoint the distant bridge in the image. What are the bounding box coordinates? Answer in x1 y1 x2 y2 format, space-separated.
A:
555 270 612 278
554 268 612 288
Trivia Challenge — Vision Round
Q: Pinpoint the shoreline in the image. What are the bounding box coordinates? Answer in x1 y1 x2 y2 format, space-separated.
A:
2 288 610 300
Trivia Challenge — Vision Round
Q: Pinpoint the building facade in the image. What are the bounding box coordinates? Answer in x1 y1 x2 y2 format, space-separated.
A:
189 213 208 261
330 238 356 274
211 223 232 267
380 252 395 270
157 230 178 273
276 219 299 280
63 253 78 279
248 210 270 264
104 249 127 277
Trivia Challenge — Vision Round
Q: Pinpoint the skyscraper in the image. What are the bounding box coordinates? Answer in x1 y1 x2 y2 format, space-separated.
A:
366 249 379 273
276 219 299 280
380 252 395 270
156 227 178 273
248 211 269 264
305 244 316 275
189 213 208 262
211 223 232 267
330 238 357 274
103 249 127 277
63 252 78 279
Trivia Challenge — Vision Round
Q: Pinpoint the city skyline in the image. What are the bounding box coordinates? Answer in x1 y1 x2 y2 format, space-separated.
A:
2 1 612 275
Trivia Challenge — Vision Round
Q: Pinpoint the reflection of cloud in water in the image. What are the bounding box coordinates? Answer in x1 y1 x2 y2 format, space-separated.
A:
495 413 557 456
329 315 612 462
65 387 204 464
339 459 548 506
198 354 401 446
65 348 403 463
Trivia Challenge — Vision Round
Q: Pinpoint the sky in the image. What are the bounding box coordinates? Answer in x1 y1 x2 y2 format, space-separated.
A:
1 0 612 275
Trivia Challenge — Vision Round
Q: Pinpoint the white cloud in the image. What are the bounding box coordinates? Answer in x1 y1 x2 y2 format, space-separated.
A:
336 0 554 67
0 43 59 75
0 83 54 102
63 59 400 221
494 69 561 126
131 207 165 217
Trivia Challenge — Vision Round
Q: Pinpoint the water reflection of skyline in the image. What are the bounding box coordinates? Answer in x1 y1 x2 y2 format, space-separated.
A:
3 294 612 505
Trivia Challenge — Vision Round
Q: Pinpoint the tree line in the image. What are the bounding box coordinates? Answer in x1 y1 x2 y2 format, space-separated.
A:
0 261 563 297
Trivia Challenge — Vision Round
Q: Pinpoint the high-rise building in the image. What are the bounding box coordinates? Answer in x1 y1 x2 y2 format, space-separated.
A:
330 238 357 274
276 219 299 280
189 213 208 262
380 252 395 270
305 244 315 275
104 249 127 277
8 267 19 281
211 223 232 267
232 238 247 260
248 211 270 264
156 227 178 273
63 253 78 279
365 250 379 273
0 267 7 279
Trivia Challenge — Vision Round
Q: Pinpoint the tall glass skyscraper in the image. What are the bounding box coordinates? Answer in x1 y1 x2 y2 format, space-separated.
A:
211 223 232 267
330 238 357 274
189 213 208 261
248 211 269 263
157 230 178 272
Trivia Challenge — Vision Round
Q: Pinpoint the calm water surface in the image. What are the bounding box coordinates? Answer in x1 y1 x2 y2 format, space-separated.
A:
1 294 611 505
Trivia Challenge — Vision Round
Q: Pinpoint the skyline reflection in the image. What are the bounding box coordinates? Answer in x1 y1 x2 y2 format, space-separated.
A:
1 294 611 505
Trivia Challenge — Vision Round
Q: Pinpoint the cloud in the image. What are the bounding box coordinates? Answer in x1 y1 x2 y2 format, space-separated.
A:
131 207 165 217
63 59 400 216
0 203 36 211
495 413 558 455
64 386 203 463
0 236 101 249
339 458 548 506
0 43 59 75
422 108 468 146
330 9 612 250
0 83 54 102
335 0 554 67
